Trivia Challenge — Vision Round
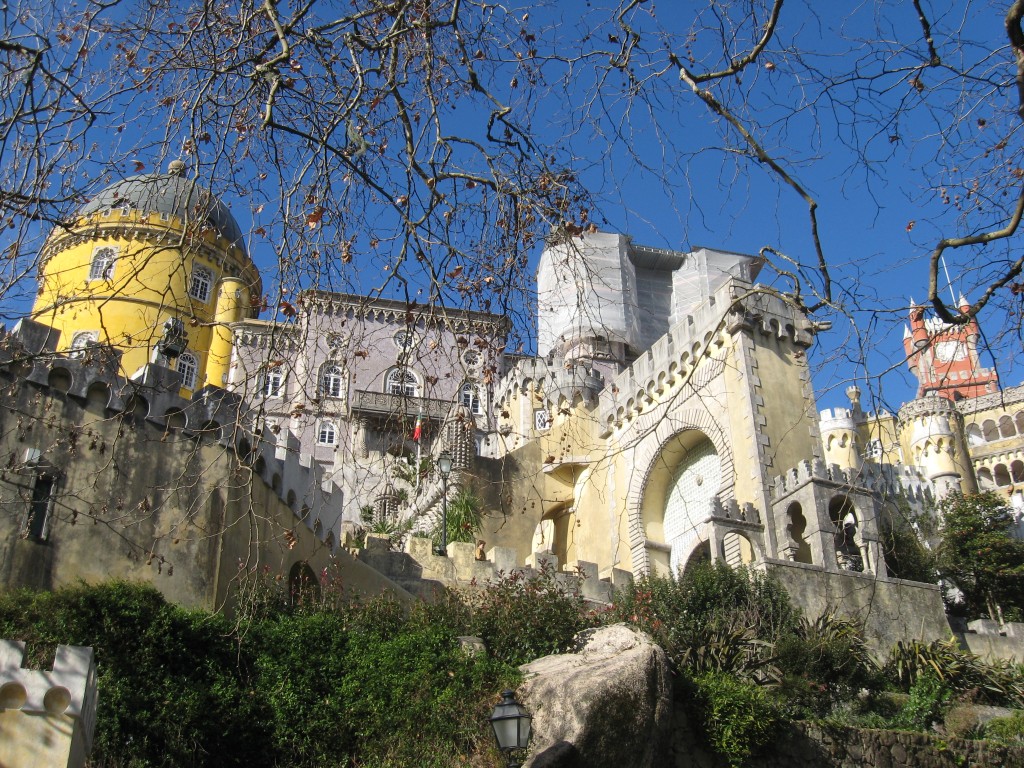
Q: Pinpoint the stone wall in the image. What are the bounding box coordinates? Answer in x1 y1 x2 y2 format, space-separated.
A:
748 722 1024 768
767 560 950 655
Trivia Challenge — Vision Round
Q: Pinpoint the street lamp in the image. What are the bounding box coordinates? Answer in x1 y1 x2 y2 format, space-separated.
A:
436 450 453 556
489 689 532 768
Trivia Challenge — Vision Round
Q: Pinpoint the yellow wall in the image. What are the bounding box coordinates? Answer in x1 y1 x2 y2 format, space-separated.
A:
31 209 258 397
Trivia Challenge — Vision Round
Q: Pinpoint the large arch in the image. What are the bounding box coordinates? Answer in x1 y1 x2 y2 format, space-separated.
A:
628 414 733 576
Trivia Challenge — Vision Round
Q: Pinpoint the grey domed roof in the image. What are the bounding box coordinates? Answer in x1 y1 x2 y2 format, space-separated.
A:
78 168 247 256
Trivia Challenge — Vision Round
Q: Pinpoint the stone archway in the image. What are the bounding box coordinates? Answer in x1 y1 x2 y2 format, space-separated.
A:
637 429 723 577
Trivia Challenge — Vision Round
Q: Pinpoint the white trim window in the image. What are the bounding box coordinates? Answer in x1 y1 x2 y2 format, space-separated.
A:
88 246 118 281
176 352 199 389
69 331 98 358
460 382 482 414
385 368 420 397
321 364 344 398
263 369 284 398
188 266 213 302
318 421 337 446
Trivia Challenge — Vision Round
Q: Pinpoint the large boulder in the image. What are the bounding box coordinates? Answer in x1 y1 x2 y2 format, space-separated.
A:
519 623 672 768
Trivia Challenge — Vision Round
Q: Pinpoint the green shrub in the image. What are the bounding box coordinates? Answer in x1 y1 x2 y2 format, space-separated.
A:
0 582 269 768
885 638 1024 707
0 580 520 768
470 565 591 667
776 613 882 716
891 672 953 731
610 562 798 678
984 710 1024 744
434 488 484 547
688 670 784 767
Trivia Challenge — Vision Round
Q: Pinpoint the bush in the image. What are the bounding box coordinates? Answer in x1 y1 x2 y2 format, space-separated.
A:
469 565 592 667
0 580 521 768
891 672 952 731
609 562 798 678
0 582 269 767
984 710 1024 744
885 638 1024 708
776 613 882 716
688 670 784 767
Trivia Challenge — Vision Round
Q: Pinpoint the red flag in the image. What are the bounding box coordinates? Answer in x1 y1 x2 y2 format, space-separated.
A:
413 413 423 442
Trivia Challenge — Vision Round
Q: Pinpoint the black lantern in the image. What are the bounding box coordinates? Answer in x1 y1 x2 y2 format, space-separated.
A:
435 450 453 556
489 689 531 767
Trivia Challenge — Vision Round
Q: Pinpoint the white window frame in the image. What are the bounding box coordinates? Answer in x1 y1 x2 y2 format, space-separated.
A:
321 364 344 398
385 368 420 397
318 421 337 446
88 246 119 281
176 352 199 389
188 266 214 303
460 382 482 415
263 369 284 398
69 331 98 358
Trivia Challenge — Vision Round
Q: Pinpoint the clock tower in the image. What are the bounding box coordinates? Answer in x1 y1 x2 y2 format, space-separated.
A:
903 298 999 401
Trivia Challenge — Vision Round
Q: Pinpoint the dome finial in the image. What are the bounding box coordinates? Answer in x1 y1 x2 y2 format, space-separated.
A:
167 160 186 176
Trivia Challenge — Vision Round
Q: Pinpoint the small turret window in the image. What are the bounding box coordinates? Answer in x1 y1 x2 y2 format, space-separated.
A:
88 246 118 281
263 370 284 398
177 352 199 389
189 266 213 302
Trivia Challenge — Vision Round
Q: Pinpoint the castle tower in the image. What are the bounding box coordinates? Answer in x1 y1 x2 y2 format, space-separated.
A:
897 395 976 497
903 298 998 401
30 161 261 394
819 385 865 473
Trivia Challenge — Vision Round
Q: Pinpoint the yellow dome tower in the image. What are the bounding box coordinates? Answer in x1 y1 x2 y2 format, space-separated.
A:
30 161 261 395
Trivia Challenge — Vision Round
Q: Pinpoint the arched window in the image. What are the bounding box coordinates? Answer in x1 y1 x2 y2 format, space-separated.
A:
69 331 98 358
983 419 1000 442
460 382 482 414
385 368 419 397
176 352 198 389
318 421 337 446
188 266 213 302
1000 415 1016 439
88 246 118 281
321 364 344 398
262 369 284 397
995 464 1012 487
978 467 995 490
966 423 984 446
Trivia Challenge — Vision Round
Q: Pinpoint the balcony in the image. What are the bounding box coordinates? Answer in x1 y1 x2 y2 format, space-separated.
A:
351 389 452 421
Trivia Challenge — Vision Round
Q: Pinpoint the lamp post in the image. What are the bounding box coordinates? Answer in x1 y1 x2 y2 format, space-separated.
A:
436 449 453 556
489 689 532 768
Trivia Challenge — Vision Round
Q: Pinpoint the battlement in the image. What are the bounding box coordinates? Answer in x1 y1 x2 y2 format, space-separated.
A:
598 280 817 431
898 394 962 424
494 356 605 412
354 534 629 605
0 640 97 751
0 319 341 547
772 459 933 504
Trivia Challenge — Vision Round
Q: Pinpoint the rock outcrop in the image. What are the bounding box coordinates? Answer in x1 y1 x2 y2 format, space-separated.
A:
519 623 672 768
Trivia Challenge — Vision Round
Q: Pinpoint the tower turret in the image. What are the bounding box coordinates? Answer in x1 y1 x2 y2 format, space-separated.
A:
30 162 262 395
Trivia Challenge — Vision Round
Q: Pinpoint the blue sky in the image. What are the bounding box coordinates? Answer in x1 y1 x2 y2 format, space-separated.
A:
2 0 1020 416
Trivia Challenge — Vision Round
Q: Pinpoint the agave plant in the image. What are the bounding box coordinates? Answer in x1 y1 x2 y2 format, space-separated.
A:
886 638 1024 707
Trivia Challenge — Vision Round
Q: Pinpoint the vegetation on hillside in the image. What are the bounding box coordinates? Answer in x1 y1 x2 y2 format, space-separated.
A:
3 532 1024 767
